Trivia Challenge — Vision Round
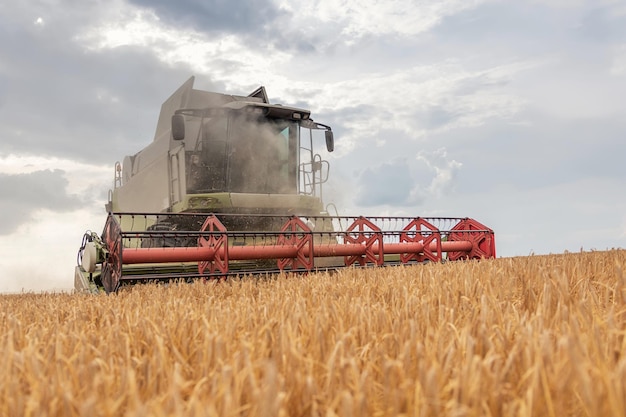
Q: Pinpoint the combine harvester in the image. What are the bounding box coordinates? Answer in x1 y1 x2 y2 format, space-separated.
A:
75 77 496 293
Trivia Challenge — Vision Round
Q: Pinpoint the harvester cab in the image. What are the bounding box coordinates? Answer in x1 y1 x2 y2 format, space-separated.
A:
107 77 334 218
75 77 496 294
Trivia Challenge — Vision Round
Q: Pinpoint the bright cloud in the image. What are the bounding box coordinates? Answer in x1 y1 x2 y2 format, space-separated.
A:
75 5 292 91
282 0 491 38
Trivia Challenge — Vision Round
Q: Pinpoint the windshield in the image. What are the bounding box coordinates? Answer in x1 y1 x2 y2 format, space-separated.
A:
186 111 299 195
228 113 299 193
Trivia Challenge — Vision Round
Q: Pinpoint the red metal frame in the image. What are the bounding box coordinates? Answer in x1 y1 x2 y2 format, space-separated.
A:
198 215 229 275
276 217 314 271
400 218 442 263
342 217 384 267
447 218 496 261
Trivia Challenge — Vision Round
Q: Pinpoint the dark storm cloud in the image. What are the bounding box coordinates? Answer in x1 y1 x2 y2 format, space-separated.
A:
128 0 285 35
0 170 80 234
0 7 218 165
127 0 319 54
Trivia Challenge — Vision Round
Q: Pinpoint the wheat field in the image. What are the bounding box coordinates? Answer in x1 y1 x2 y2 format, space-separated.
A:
1 250 625 416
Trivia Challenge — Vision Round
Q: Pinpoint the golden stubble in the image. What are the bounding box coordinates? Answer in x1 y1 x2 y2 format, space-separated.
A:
1 250 625 416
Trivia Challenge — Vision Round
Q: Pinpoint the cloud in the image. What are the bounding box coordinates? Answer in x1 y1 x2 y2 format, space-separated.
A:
576 4 626 43
286 0 492 39
0 2 213 164
355 148 462 208
127 0 286 35
611 44 626 75
0 46 193 163
416 148 463 197
74 6 295 92
0 170 81 234
355 159 414 207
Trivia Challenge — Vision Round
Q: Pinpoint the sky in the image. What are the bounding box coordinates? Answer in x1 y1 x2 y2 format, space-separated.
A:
1 0 625 292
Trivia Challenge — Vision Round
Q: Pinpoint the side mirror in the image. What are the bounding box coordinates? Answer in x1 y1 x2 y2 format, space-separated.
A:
325 130 334 152
171 114 185 141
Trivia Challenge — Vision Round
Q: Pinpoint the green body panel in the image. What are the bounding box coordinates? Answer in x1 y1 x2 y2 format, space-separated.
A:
74 266 102 294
